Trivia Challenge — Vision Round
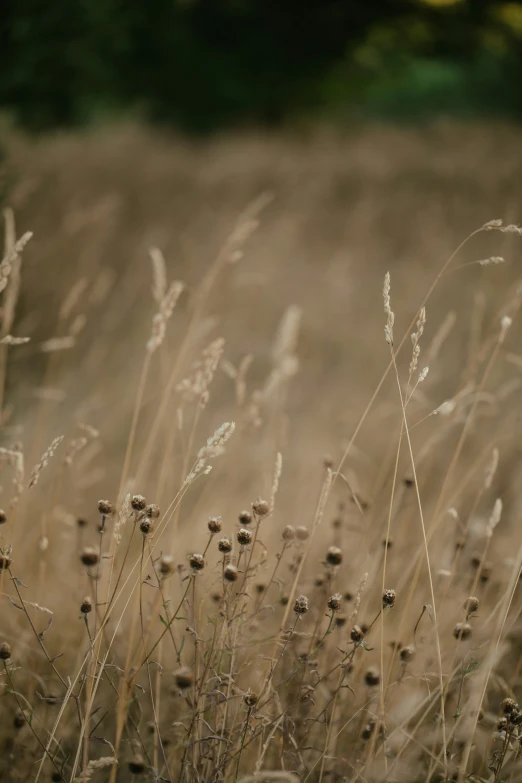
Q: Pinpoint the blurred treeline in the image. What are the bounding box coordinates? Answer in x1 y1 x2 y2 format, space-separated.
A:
1 0 522 131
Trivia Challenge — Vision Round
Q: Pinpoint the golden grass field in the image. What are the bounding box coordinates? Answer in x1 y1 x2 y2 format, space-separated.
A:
2 121 522 782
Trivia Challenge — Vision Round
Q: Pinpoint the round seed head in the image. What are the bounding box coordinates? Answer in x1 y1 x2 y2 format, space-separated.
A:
364 667 380 687
139 517 152 534
128 754 145 775
0 553 12 570
208 516 222 534
350 625 364 643
146 503 160 519
0 641 12 659
453 622 472 640
237 528 252 546
80 547 99 567
218 537 233 553
383 588 396 608
296 526 309 541
188 553 205 571
159 554 174 576
0 509 7 525
464 596 479 615
400 644 416 662
328 593 342 611
244 690 258 707
97 499 113 516
282 525 296 541
80 597 92 614
501 697 518 715
238 509 252 526
252 498 270 517
224 564 239 582
294 595 309 615
326 546 343 566
510 710 522 725
498 716 508 731
131 494 147 512
174 667 194 689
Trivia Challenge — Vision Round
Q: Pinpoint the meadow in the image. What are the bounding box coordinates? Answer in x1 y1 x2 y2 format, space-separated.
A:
1 121 522 782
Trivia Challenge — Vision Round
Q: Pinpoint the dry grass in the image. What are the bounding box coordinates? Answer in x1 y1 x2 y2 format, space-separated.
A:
1 121 522 782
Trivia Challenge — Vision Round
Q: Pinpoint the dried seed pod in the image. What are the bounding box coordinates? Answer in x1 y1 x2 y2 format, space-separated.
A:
174 667 194 689
238 510 252 526
282 525 296 541
224 564 239 582
453 622 472 640
252 498 270 517
364 667 380 687
139 517 152 534
131 494 147 512
128 754 145 774
328 593 342 611
326 546 343 566
80 597 92 614
294 595 309 615
218 537 233 554
146 503 160 519
510 710 522 726
208 517 222 534
97 499 113 516
80 547 99 567
0 641 12 660
498 716 508 732
244 690 258 707
383 589 396 608
350 625 364 643
237 528 253 546
295 526 309 541
188 553 205 571
0 553 12 570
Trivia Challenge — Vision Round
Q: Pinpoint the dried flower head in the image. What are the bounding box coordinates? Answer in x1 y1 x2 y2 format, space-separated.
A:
237 528 253 546
224 564 239 582
282 525 296 541
0 552 12 570
146 503 160 519
188 553 205 571
328 593 342 611
139 517 152 535
0 641 12 659
238 510 252 525
81 597 92 614
208 516 222 534
350 625 364 643
501 698 518 715
252 498 270 517
383 588 396 608
174 667 194 689
296 526 309 541
159 554 174 576
97 499 114 516
294 595 309 615
128 754 146 774
400 644 416 662
244 690 258 707
218 537 233 554
80 547 99 567
365 668 380 687
0 509 6 525
326 546 343 566
464 596 479 616
453 622 472 640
